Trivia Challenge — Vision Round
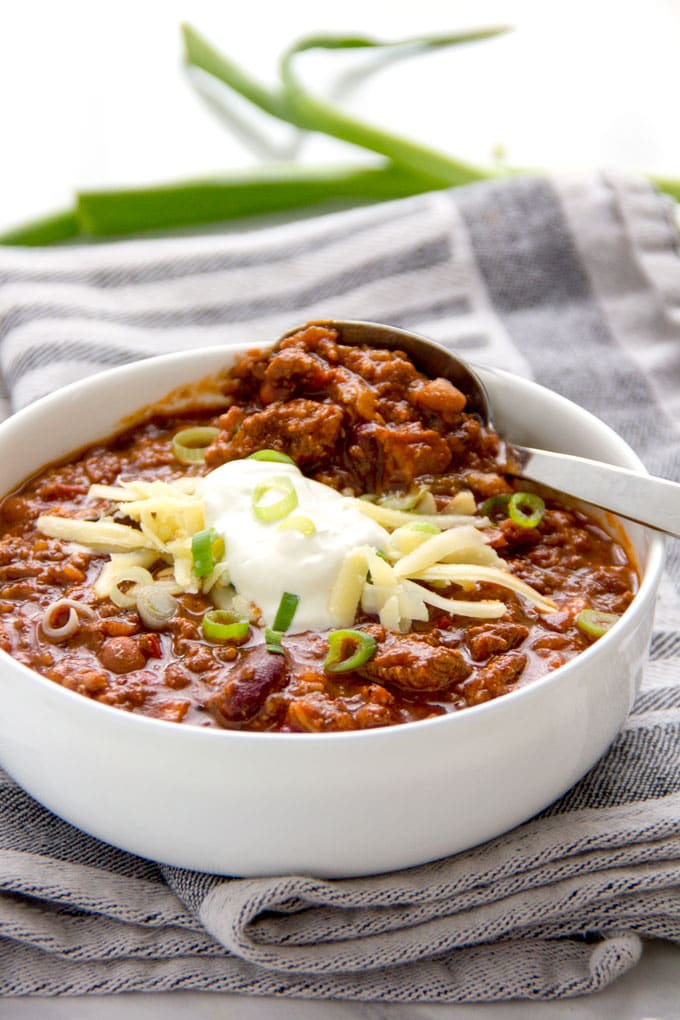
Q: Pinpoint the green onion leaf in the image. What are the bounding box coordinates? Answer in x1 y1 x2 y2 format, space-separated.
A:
324 629 378 673
202 609 250 642
192 527 225 578
172 427 219 464
271 591 300 632
576 609 621 640
508 492 545 529
252 475 298 522
277 32 502 187
0 207 81 246
248 449 296 465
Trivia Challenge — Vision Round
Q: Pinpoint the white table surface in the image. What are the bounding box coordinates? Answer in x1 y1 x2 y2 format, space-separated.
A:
0 0 678 1014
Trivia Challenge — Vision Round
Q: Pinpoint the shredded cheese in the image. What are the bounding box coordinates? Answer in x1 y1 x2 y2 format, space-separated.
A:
327 546 371 628
37 515 158 552
37 464 555 631
354 498 490 531
412 564 557 613
391 525 505 578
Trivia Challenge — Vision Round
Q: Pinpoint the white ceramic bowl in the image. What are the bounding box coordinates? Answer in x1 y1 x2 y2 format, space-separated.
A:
0 344 665 877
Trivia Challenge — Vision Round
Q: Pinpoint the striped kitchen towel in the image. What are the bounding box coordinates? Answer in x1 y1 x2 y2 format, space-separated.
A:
0 173 678 1002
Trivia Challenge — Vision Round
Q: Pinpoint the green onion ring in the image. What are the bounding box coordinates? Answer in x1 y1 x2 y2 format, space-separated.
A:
479 493 511 521
278 514 316 537
324 630 378 673
202 610 250 642
171 426 219 464
191 527 225 578
508 492 545 528
576 609 621 639
252 476 298 523
248 449 296 465
377 487 427 511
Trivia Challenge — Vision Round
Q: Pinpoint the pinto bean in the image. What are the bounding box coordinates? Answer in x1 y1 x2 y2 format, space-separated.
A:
98 636 146 675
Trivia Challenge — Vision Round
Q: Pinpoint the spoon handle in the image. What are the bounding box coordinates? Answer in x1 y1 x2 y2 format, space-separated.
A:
511 446 680 538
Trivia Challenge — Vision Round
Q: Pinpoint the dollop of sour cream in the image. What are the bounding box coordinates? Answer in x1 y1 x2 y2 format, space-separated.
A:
197 459 388 632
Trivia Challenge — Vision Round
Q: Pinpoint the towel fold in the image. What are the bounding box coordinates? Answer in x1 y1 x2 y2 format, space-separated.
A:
0 173 678 1002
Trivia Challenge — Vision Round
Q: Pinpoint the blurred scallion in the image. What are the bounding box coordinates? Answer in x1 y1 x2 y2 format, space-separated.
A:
2 23 680 246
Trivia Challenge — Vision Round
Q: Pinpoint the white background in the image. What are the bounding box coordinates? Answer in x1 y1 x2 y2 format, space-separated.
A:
0 1 679 1016
1 0 680 233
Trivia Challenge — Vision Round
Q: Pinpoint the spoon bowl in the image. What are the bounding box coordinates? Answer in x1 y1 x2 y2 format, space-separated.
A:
313 319 680 538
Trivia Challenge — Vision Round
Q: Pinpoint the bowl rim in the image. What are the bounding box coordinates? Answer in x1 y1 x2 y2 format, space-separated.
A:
0 344 665 746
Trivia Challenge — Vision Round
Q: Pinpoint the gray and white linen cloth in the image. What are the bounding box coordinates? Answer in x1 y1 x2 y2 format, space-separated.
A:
0 173 678 1002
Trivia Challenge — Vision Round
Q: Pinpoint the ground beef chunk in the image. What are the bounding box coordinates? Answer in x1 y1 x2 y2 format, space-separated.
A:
465 471 513 500
326 366 377 420
351 421 452 490
459 652 528 704
285 691 356 732
464 622 529 661
359 629 471 692
260 346 331 402
48 657 110 697
338 344 417 392
205 399 344 469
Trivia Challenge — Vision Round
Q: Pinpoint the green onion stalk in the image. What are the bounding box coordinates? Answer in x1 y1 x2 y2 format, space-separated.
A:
265 591 300 654
2 24 679 245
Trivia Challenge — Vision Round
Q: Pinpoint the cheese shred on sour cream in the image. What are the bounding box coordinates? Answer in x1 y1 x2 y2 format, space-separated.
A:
37 457 555 634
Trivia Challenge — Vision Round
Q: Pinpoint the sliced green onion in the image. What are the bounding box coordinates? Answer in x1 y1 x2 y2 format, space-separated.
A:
248 449 296 465
402 521 441 535
378 487 427 511
192 527 225 578
264 592 300 655
479 493 511 521
508 492 545 529
576 609 621 639
252 476 298 522
278 514 316 537
264 627 285 654
202 609 250 642
271 591 300 632
324 629 378 673
172 427 219 464
0 207 80 246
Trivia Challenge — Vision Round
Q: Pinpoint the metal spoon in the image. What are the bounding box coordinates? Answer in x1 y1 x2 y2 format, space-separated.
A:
310 319 680 538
